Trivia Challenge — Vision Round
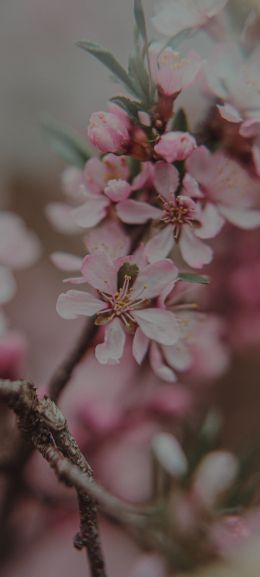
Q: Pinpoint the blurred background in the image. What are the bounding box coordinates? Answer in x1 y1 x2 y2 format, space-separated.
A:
1 1 260 576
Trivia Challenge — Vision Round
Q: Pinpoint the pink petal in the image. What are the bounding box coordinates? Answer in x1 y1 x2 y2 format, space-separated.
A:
132 162 154 191
50 252 82 271
132 327 149 365
0 212 41 269
83 157 106 194
85 221 130 259
0 266 16 304
219 205 260 229
104 179 132 202
162 341 193 371
217 103 242 123
56 290 104 319
150 342 177 382
195 203 225 239
145 226 174 263
180 225 213 268
133 308 180 345
116 200 162 224
72 197 110 228
81 253 117 293
46 202 80 234
154 162 180 201
95 318 126 364
182 173 204 199
132 259 178 300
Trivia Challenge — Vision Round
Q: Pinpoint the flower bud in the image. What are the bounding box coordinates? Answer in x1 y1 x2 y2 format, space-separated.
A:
88 111 130 154
154 131 197 163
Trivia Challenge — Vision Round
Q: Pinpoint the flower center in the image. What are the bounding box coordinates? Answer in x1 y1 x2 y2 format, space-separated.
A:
160 201 191 240
96 273 149 332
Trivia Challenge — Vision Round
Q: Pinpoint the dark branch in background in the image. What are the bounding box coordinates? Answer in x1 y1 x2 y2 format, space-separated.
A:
0 222 153 564
0 379 106 577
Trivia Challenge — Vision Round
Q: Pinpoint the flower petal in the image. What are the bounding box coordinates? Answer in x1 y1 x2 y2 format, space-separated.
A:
180 225 213 268
133 308 180 345
217 103 242 123
95 318 126 364
85 221 130 259
162 341 193 371
56 290 104 319
132 259 178 299
0 266 16 304
50 252 82 271
219 205 260 229
81 253 117 294
132 328 149 365
46 202 80 234
145 226 174 263
116 200 162 224
154 162 179 201
150 342 177 382
72 197 110 228
195 203 225 239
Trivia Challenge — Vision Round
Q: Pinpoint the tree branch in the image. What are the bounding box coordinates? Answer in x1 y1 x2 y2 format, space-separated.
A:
0 379 106 577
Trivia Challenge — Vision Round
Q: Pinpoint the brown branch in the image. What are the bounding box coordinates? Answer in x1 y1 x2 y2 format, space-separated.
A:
0 379 106 577
48 319 98 403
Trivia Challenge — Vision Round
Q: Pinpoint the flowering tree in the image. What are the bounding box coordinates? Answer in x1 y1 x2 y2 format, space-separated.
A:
1 2 260 577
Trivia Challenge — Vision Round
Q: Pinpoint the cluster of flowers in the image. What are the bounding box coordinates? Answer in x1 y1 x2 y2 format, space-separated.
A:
48 0 260 381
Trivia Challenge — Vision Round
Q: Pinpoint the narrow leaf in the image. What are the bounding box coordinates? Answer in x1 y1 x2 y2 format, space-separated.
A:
178 272 210 285
171 109 189 132
110 96 142 124
76 40 137 96
42 117 90 168
134 0 146 40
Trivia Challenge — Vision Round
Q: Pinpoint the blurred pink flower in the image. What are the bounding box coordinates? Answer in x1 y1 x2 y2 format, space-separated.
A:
0 211 41 303
185 147 260 231
152 0 228 37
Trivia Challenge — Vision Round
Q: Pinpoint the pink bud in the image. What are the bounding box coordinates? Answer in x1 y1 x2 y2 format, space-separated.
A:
88 111 130 154
154 131 197 163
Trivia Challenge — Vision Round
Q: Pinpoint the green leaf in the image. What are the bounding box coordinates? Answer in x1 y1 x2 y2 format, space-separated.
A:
110 96 142 124
134 0 146 40
171 109 189 132
42 117 90 168
178 272 210 285
76 40 138 96
128 53 152 105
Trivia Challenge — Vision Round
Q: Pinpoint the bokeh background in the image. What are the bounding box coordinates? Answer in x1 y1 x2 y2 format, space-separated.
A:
1 1 260 576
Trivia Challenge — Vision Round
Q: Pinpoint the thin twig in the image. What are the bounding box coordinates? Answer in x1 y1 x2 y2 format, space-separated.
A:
0 379 106 577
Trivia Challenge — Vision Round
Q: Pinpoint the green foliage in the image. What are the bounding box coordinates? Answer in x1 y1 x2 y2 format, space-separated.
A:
42 117 90 168
171 109 189 132
76 40 139 97
178 272 210 285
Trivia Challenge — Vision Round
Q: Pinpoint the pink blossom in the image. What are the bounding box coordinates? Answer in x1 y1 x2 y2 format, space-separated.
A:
154 131 197 163
118 162 213 268
152 0 228 37
0 211 41 303
185 147 260 231
57 253 180 364
88 110 130 154
47 154 133 232
150 48 203 97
